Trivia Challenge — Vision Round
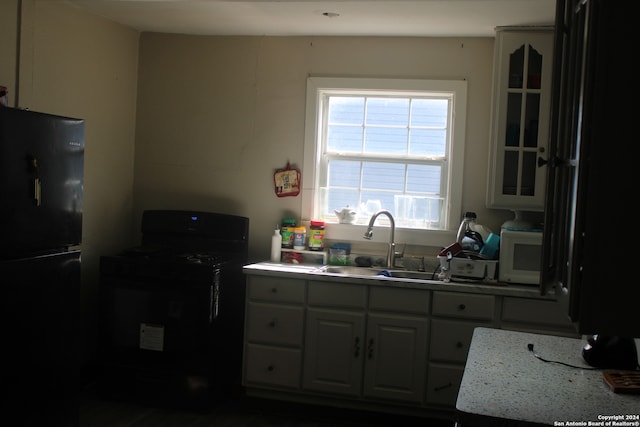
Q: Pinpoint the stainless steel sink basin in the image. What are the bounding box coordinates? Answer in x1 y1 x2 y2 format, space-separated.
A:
317 266 436 281
319 266 384 276
384 270 436 280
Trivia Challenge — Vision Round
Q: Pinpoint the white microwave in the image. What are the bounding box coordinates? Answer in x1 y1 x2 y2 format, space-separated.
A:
499 229 543 285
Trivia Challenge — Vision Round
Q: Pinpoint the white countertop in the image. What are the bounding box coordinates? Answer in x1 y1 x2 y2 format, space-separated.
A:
243 262 559 299
456 328 640 426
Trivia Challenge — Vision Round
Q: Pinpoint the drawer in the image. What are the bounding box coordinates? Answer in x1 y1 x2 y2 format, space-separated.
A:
432 291 495 320
248 276 305 304
502 297 573 327
429 319 485 363
246 302 304 346
426 363 464 407
244 343 301 389
369 287 430 315
307 281 367 309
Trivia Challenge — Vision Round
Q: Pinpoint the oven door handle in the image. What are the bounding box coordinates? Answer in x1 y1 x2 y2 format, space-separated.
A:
209 282 219 323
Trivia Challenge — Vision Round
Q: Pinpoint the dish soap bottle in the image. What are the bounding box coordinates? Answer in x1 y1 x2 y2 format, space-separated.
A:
270 225 281 262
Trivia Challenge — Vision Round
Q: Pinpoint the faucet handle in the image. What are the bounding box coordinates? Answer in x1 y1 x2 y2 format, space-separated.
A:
394 243 406 258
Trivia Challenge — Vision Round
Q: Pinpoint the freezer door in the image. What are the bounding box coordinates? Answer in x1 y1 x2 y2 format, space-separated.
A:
0 107 84 257
1 250 81 426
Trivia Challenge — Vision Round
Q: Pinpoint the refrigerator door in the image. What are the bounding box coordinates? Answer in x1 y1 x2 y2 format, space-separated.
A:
1 250 81 426
0 108 84 258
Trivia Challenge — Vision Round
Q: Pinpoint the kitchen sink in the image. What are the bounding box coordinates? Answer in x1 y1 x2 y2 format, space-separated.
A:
317 266 436 281
318 266 384 276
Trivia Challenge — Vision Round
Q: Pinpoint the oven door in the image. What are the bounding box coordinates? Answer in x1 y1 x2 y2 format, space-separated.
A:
98 271 219 371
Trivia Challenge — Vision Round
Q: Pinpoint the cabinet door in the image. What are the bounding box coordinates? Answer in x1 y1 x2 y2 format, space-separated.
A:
363 314 428 403
487 28 554 210
303 308 365 396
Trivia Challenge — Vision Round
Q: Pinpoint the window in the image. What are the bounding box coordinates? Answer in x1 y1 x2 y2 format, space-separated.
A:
303 77 467 246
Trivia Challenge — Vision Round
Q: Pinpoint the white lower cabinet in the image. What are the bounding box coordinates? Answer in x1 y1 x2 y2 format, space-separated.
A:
243 271 577 417
426 291 496 407
363 313 428 403
303 308 365 396
303 282 429 404
245 343 302 388
426 363 465 406
243 276 305 390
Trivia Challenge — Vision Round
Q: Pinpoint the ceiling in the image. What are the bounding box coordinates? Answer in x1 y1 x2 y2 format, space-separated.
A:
67 0 556 37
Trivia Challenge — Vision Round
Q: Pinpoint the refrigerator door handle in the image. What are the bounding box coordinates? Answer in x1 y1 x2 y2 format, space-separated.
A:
33 177 42 206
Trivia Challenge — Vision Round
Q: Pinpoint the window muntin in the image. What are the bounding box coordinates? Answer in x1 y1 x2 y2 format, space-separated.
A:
303 77 466 247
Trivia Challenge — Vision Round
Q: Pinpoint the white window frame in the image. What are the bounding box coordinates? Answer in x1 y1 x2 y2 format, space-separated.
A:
302 77 466 247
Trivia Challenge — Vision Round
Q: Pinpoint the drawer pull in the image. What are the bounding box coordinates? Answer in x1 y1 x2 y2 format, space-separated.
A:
267 364 275 372
354 337 360 358
271 287 278 293
456 341 464 349
268 319 277 327
458 303 466 310
434 382 452 392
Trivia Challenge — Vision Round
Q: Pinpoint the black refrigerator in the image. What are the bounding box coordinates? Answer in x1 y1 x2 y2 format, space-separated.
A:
0 107 84 426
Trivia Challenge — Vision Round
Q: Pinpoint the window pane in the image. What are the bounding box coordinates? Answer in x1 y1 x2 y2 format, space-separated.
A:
327 189 359 214
362 162 404 191
327 125 363 152
411 99 448 127
364 127 408 154
409 128 446 156
328 97 364 124
361 191 394 213
407 164 441 193
366 98 409 126
328 160 361 187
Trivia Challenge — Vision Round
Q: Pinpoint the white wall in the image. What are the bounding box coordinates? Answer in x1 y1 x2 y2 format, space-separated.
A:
134 34 513 262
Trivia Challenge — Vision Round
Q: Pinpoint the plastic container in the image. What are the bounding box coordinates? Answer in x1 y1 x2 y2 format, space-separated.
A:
270 226 281 262
281 218 296 248
293 226 306 250
329 243 351 265
308 220 325 251
479 232 500 259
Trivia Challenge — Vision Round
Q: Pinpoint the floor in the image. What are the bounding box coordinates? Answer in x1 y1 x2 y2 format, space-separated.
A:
79 383 454 427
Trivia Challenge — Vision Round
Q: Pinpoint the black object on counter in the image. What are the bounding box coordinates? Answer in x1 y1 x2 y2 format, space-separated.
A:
582 335 639 370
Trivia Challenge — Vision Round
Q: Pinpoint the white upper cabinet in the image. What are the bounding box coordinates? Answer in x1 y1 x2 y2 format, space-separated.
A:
486 27 554 211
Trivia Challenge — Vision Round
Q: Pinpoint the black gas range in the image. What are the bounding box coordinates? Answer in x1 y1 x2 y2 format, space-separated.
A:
97 210 249 410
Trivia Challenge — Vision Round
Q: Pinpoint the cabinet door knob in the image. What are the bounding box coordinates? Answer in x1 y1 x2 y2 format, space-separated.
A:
271 287 278 293
458 303 466 310
267 364 275 372
367 338 374 359
456 341 464 349
268 319 277 327
353 337 360 358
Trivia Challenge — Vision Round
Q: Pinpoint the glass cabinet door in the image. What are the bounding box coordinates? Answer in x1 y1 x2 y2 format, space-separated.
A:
487 28 553 211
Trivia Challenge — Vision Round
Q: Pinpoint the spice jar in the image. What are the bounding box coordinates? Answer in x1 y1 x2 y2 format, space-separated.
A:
281 218 296 248
293 226 306 250
308 220 325 251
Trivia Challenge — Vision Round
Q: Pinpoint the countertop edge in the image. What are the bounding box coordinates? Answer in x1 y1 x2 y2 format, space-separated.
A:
243 262 559 300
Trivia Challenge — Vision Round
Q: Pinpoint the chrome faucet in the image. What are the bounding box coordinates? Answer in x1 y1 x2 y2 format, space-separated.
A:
363 210 396 268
